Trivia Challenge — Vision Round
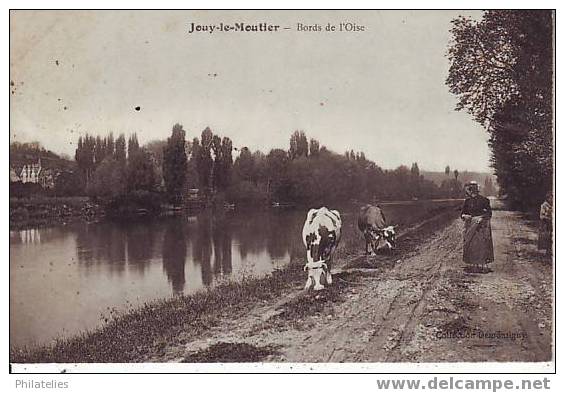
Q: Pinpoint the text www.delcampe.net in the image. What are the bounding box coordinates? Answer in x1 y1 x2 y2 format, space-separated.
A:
376 377 551 392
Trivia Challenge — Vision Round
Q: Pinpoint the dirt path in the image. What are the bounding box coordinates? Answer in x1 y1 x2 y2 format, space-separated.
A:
153 202 553 363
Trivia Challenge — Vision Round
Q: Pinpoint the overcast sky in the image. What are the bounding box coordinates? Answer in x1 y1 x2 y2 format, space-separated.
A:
10 10 491 172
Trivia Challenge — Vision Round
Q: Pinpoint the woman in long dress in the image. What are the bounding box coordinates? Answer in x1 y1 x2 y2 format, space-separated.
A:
461 181 494 272
538 192 552 257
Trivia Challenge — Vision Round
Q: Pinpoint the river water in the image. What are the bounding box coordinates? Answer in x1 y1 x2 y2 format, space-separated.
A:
10 201 458 347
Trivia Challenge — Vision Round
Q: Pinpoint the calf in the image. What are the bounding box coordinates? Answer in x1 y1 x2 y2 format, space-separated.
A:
302 207 342 290
358 204 396 255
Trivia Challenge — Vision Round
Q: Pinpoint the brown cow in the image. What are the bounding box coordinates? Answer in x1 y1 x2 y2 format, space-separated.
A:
358 204 396 255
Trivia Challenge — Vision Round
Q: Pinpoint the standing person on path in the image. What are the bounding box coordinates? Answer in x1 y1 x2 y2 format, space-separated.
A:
538 192 553 257
461 181 494 272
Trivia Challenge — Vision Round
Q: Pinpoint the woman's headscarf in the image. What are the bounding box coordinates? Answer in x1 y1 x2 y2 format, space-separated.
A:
465 181 479 198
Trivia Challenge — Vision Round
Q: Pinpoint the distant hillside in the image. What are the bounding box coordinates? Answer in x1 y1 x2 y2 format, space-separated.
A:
9 142 75 172
421 170 499 196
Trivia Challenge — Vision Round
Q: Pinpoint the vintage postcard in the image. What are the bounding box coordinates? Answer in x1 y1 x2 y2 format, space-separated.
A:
8 9 554 374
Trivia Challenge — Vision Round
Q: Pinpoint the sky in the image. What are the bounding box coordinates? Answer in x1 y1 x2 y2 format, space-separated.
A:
10 10 491 172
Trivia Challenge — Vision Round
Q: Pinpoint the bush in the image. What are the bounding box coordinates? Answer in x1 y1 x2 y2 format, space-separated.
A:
226 181 268 206
55 171 84 196
105 191 163 217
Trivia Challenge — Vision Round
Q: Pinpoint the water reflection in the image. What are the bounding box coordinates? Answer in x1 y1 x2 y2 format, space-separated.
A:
18 228 41 244
127 223 156 273
75 223 127 274
193 214 213 286
211 217 233 277
162 220 187 294
11 210 299 346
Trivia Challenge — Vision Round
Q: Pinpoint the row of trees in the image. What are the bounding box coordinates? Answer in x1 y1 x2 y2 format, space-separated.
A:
447 10 553 209
12 124 476 209
73 125 192 208
72 126 468 209
180 129 464 206
73 133 162 213
75 133 156 197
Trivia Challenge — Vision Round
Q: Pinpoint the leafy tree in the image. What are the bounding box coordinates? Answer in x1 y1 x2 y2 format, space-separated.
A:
163 124 188 204
54 170 84 196
266 148 290 201
217 137 234 189
127 148 157 192
234 147 255 183
114 134 127 164
87 157 126 198
289 130 309 159
309 138 320 157
227 180 267 206
128 133 140 158
192 128 214 192
210 134 233 191
105 133 115 158
447 10 553 208
94 135 105 165
144 139 167 188
75 134 96 187
186 137 201 189
410 162 420 177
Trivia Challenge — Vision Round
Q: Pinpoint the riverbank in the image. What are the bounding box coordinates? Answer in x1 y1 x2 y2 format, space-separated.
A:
9 196 103 230
10 203 461 363
9 196 462 231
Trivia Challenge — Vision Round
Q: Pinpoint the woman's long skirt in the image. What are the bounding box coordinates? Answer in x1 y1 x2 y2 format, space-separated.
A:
463 218 494 264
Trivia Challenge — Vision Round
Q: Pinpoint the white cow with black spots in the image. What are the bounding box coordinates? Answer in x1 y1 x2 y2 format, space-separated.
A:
302 207 342 290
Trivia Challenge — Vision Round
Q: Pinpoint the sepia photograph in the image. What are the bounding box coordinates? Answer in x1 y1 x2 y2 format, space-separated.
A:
8 9 554 374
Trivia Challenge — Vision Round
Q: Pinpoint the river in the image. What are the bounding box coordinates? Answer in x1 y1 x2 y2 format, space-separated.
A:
10 200 460 347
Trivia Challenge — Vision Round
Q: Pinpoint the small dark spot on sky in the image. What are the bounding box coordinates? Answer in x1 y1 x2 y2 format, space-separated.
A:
320 102 324 106
63 106 68 110
55 60 59 66
58 98 62 101
145 40 149 44
135 106 141 111
11 91 15 95
10 80 14 86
